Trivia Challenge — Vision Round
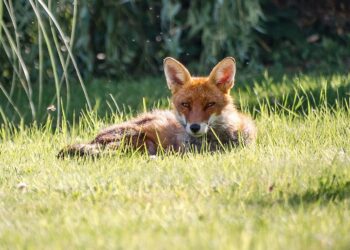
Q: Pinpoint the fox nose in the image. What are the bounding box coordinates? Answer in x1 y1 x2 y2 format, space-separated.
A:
190 124 201 133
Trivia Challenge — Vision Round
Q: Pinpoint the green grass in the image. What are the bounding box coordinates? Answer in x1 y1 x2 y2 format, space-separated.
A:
0 72 350 249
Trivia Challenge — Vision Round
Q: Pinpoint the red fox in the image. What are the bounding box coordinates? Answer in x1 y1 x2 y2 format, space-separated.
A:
58 57 256 157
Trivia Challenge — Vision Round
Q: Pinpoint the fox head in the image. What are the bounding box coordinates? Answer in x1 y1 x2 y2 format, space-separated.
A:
163 57 236 137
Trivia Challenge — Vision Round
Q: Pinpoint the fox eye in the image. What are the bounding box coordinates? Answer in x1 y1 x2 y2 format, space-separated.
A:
181 102 190 108
205 102 216 108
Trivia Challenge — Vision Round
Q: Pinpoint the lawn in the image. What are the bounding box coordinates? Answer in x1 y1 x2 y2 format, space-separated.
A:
0 71 350 249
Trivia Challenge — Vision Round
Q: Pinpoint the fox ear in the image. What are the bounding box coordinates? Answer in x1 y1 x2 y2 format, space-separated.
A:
209 57 236 93
163 57 191 92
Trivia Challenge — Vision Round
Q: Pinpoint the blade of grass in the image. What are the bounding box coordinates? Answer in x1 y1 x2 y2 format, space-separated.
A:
29 0 61 128
47 0 70 115
37 0 92 112
0 106 9 129
0 23 36 119
209 127 227 152
0 0 3 40
35 0 44 111
0 82 23 118
57 0 79 111
6 0 21 103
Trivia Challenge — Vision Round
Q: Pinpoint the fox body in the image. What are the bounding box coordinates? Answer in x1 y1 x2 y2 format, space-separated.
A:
58 57 256 157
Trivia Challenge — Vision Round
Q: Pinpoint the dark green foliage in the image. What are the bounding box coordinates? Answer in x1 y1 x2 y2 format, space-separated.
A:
71 0 264 77
71 0 350 75
1 0 349 79
259 0 350 71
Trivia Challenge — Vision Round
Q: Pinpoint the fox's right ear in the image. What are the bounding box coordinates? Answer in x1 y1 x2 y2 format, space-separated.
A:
163 57 191 92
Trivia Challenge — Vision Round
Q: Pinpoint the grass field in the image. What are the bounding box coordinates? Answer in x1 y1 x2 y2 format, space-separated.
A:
0 71 350 249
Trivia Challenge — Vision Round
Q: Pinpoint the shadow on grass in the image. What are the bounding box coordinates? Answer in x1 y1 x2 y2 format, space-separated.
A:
237 70 350 116
286 175 350 207
245 174 350 209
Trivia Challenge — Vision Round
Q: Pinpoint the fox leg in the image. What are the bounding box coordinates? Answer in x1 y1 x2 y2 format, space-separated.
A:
94 130 158 155
58 127 158 158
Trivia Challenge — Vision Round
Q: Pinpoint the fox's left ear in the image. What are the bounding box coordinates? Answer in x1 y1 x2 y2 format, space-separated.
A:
208 57 236 93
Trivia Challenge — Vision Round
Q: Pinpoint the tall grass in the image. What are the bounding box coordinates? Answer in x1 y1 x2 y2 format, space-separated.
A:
0 0 91 126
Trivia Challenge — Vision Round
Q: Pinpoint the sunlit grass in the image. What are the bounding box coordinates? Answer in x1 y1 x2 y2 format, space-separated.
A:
1 1 350 249
0 72 350 249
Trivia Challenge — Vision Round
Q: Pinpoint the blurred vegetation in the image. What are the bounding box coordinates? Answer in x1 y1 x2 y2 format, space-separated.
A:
1 0 349 77
0 0 349 124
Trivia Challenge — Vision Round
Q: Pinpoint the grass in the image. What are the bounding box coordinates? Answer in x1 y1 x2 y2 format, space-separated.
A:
0 71 350 249
1 2 350 248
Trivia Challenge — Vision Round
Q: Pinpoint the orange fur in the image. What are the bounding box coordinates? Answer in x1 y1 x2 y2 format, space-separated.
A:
58 57 256 157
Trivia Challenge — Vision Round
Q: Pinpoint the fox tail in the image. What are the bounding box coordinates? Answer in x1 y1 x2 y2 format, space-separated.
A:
57 143 103 158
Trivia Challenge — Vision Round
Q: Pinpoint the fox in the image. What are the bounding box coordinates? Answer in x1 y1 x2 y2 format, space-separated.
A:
58 57 256 157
